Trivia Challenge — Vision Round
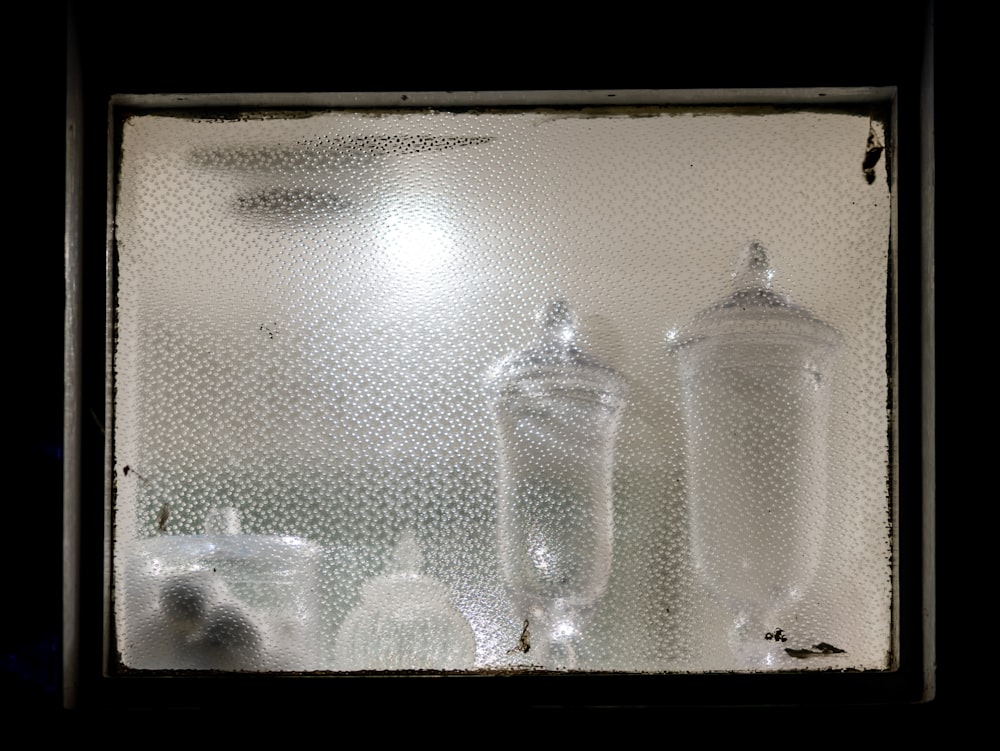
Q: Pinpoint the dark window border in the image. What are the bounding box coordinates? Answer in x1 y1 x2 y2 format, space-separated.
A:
64 1 935 711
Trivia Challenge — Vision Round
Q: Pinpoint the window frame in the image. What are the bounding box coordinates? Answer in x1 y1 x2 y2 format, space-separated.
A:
64 4 934 710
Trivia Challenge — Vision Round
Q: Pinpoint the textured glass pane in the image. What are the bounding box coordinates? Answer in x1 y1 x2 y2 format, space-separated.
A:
112 104 891 673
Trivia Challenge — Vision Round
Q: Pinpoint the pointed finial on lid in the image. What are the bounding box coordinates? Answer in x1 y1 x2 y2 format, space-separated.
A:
387 529 423 576
204 506 242 535
733 239 775 292
538 298 578 345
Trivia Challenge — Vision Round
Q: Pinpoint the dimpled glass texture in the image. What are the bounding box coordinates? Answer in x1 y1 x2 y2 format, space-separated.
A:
113 104 892 673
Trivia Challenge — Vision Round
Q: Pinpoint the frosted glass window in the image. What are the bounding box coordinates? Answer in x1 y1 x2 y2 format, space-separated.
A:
112 101 892 673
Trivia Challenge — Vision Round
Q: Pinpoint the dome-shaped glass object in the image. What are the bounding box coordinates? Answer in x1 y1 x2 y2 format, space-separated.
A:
668 241 842 668
118 506 322 671
491 299 627 669
333 531 476 671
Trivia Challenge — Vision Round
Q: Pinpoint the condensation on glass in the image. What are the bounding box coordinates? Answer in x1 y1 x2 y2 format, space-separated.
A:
111 100 892 673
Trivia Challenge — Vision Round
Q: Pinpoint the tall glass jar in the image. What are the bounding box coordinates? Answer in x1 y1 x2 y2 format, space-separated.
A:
668 241 842 667
492 299 627 669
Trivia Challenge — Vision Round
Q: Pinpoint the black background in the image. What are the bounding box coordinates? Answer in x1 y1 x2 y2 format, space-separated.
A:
11 0 950 722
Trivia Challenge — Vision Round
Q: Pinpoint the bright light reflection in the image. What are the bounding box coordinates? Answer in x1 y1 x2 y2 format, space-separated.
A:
530 540 554 573
380 211 454 280
552 620 580 643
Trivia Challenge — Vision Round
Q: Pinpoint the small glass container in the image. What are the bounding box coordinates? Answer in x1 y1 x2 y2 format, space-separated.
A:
333 531 476 671
118 506 322 671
